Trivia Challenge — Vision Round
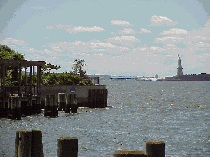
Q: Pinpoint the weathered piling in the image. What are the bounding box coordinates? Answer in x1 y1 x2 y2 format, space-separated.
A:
58 93 66 111
44 95 58 117
88 89 107 108
0 100 8 118
113 150 147 157
36 96 41 114
66 93 77 113
32 98 36 115
71 94 77 113
14 130 22 157
8 96 21 120
15 129 44 157
17 130 32 157
44 95 50 116
32 97 41 114
57 136 78 157
50 94 58 117
146 140 165 157
30 129 44 157
21 100 32 116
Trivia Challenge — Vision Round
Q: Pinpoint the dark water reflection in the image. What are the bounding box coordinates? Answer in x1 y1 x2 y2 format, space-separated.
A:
0 80 210 156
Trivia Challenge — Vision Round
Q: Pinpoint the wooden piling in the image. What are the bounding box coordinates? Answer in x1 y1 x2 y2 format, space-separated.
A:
57 136 78 157
50 94 58 117
88 89 107 108
44 95 51 116
113 150 147 157
15 129 44 157
30 129 44 157
36 96 41 114
146 140 165 157
14 130 22 157
44 95 58 117
0 99 7 118
71 94 77 113
18 130 32 157
8 96 21 120
58 93 66 111
65 94 71 113
66 94 77 113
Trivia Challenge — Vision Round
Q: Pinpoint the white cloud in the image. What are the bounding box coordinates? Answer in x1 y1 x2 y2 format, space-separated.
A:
111 20 134 27
149 15 178 26
139 28 152 34
72 26 105 33
55 25 105 34
45 40 130 55
160 28 188 35
204 19 210 27
154 36 185 43
46 26 53 29
106 36 140 47
0 38 28 51
118 28 137 34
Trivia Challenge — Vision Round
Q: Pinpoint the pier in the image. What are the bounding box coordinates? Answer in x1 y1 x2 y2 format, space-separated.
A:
0 59 108 119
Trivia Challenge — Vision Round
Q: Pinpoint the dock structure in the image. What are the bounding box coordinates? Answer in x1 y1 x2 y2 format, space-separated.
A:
0 59 46 118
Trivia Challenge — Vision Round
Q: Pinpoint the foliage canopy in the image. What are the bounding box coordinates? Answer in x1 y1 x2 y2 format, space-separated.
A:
0 45 94 86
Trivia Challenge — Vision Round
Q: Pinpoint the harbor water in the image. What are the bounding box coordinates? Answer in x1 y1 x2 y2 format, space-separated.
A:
0 80 210 156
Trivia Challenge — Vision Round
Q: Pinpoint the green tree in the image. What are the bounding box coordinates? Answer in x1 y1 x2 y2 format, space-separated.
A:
41 63 61 74
72 59 86 77
0 45 25 86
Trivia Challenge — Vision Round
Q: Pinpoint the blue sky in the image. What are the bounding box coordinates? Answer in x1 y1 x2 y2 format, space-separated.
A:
0 0 210 77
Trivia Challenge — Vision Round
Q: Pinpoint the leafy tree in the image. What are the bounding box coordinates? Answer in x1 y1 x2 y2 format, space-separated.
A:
0 45 25 86
41 63 61 74
72 59 86 77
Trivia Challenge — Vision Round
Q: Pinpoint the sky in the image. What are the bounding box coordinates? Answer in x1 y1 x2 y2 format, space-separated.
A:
0 0 210 78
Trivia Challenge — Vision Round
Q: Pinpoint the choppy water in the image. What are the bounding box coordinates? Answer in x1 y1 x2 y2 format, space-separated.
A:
0 80 210 157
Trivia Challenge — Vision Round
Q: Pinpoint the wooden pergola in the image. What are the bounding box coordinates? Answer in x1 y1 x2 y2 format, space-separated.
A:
0 59 46 106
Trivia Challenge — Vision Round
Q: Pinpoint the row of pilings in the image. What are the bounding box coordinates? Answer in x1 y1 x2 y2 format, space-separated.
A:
14 129 165 157
0 95 41 120
44 93 78 117
0 89 108 119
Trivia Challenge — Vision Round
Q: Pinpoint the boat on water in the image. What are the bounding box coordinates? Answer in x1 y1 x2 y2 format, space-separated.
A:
110 76 137 80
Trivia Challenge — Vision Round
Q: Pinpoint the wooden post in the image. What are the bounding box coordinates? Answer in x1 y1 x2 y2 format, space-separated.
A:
113 150 147 157
65 94 71 113
18 63 21 97
58 93 66 111
30 129 44 157
18 130 32 157
44 95 57 117
15 129 44 157
146 140 165 157
44 95 50 116
50 94 58 117
29 65 33 113
36 96 41 113
105 89 108 107
14 130 22 157
8 96 21 120
25 67 27 85
57 136 78 157
70 94 77 113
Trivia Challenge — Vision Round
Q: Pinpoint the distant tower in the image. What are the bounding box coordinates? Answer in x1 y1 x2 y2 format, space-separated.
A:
177 54 183 76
